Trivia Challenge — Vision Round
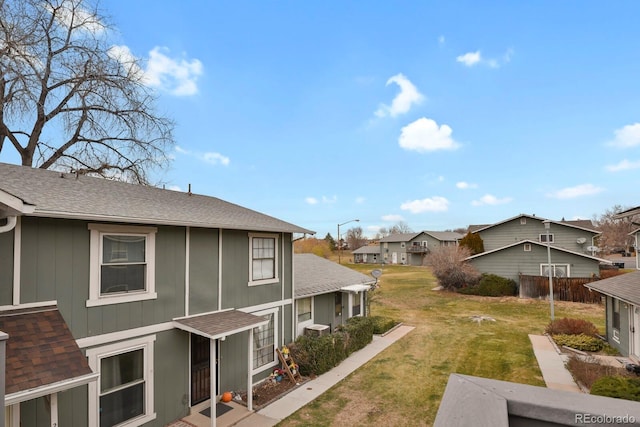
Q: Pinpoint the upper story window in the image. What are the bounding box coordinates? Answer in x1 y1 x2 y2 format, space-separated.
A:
88 224 157 307
249 233 279 286
524 243 532 252
520 218 527 224
540 233 554 243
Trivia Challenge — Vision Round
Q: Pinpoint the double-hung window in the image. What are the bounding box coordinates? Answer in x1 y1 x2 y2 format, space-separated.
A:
540 233 554 243
88 224 157 306
87 336 156 427
540 263 569 278
252 310 278 372
249 233 279 285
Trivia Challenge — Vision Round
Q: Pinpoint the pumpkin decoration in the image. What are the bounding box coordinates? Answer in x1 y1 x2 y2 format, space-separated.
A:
221 391 233 403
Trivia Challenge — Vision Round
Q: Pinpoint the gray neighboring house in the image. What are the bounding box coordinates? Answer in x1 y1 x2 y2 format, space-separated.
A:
353 245 381 264
467 214 609 286
585 271 640 360
380 231 463 266
435 374 640 426
294 254 376 336
0 162 312 426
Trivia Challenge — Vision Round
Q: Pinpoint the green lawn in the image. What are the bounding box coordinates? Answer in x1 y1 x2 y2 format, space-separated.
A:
279 263 605 427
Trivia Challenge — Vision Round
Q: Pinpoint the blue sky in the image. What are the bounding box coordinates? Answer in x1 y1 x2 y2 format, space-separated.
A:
4 1 640 238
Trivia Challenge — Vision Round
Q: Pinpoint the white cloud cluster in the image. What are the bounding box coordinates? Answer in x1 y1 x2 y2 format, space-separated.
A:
606 159 640 172
175 146 229 166
399 118 460 152
456 49 513 69
546 184 603 199
471 194 512 206
108 45 203 96
456 181 478 189
382 214 404 222
607 123 640 148
374 74 424 118
400 196 449 213
304 195 337 205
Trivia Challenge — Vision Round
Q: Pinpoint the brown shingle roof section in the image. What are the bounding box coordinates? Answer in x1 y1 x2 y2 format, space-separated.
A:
173 310 268 339
0 305 93 395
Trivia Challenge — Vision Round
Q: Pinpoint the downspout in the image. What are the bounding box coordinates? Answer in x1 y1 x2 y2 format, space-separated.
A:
0 216 17 233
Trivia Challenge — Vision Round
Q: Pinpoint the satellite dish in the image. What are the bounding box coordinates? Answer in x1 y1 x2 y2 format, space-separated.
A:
371 269 382 279
586 245 600 252
577 237 587 244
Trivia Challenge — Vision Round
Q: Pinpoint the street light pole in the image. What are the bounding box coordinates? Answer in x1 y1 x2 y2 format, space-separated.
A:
338 219 359 264
543 220 555 321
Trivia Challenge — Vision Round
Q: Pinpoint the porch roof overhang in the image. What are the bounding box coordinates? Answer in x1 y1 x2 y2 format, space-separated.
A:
0 304 98 405
172 309 269 340
341 284 371 293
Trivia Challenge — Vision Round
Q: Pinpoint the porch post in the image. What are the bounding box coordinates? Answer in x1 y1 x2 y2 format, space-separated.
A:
50 393 58 427
0 331 7 424
210 338 216 427
247 328 254 411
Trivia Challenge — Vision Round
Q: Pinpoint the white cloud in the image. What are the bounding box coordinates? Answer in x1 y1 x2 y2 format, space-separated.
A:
438 35 446 45
546 184 603 199
399 117 460 152
202 152 230 166
606 159 640 172
47 2 106 34
456 51 481 66
382 214 404 222
322 195 337 204
607 123 640 148
471 194 512 206
374 74 424 118
305 197 318 205
456 181 478 189
145 47 203 96
175 145 190 154
167 185 182 191
355 196 366 204
400 196 449 213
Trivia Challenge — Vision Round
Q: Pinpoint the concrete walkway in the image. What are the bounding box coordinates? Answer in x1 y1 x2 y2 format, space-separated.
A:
528 334 581 392
231 324 415 427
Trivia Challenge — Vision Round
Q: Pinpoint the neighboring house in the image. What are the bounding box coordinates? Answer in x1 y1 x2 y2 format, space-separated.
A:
352 245 381 264
467 214 608 286
294 254 376 336
0 163 312 427
380 231 463 266
584 271 640 360
435 374 640 426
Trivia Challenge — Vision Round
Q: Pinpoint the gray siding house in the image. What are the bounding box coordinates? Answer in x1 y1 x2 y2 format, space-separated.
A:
294 254 376 336
0 163 312 426
467 214 608 286
380 231 462 266
352 245 381 264
585 271 640 360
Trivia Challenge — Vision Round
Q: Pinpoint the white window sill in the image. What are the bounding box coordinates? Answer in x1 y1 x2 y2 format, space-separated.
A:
248 278 279 287
252 359 278 376
86 292 158 307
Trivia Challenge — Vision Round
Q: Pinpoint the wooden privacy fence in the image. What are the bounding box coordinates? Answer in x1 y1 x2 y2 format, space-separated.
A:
519 275 603 303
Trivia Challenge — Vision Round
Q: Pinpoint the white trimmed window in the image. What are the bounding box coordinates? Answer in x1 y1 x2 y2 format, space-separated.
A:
520 218 526 225
88 224 157 307
249 233 279 286
524 243 532 252
540 263 570 277
297 297 312 323
540 233 554 243
86 335 156 427
252 309 278 373
348 292 364 317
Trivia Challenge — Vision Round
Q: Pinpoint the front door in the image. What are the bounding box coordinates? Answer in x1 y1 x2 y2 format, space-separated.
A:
191 334 217 405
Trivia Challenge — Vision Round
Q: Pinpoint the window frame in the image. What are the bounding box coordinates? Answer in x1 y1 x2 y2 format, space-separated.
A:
540 233 554 243
88 224 157 307
251 308 279 374
524 243 532 252
86 335 156 427
297 297 313 324
613 298 621 332
248 233 279 286
540 263 570 278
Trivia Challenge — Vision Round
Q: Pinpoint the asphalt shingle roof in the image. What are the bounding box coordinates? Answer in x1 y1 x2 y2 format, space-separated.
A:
0 163 312 233
584 270 640 305
294 254 376 298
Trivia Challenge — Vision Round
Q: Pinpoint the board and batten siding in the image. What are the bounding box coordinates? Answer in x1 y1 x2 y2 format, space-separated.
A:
0 227 14 305
188 227 220 314
312 293 336 328
468 243 601 284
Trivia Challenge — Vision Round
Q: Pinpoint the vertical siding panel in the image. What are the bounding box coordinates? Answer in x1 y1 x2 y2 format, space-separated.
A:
189 228 218 314
20 217 38 303
154 330 190 423
0 228 14 305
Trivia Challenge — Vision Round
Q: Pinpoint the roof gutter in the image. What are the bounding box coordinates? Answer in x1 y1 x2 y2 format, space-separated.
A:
0 216 17 233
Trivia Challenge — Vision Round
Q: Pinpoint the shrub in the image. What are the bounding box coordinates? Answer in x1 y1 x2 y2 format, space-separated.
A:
289 333 346 376
341 316 374 355
591 376 640 401
458 274 517 297
425 246 481 290
458 231 484 255
553 334 604 352
369 316 399 335
545 317 599 337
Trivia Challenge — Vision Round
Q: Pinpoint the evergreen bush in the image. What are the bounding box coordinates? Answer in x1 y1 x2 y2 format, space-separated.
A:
553 334 604 352
458 273 517 296
591 376 640 401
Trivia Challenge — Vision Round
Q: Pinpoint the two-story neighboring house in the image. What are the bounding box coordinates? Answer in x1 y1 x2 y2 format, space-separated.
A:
0 163 312 426
466 214 609 285
380 231 463 266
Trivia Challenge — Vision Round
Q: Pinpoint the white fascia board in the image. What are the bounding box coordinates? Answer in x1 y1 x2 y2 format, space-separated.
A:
0 190 35 215
4 372 99 406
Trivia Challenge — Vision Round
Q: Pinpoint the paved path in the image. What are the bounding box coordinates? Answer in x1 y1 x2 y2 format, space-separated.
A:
529 334 581 392
232 324 415 427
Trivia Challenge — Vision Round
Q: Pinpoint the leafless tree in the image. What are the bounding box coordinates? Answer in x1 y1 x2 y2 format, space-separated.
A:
592 205 639 254
345 226 368 250
376 221 414 238
0 0 174 183
425 246 480 290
